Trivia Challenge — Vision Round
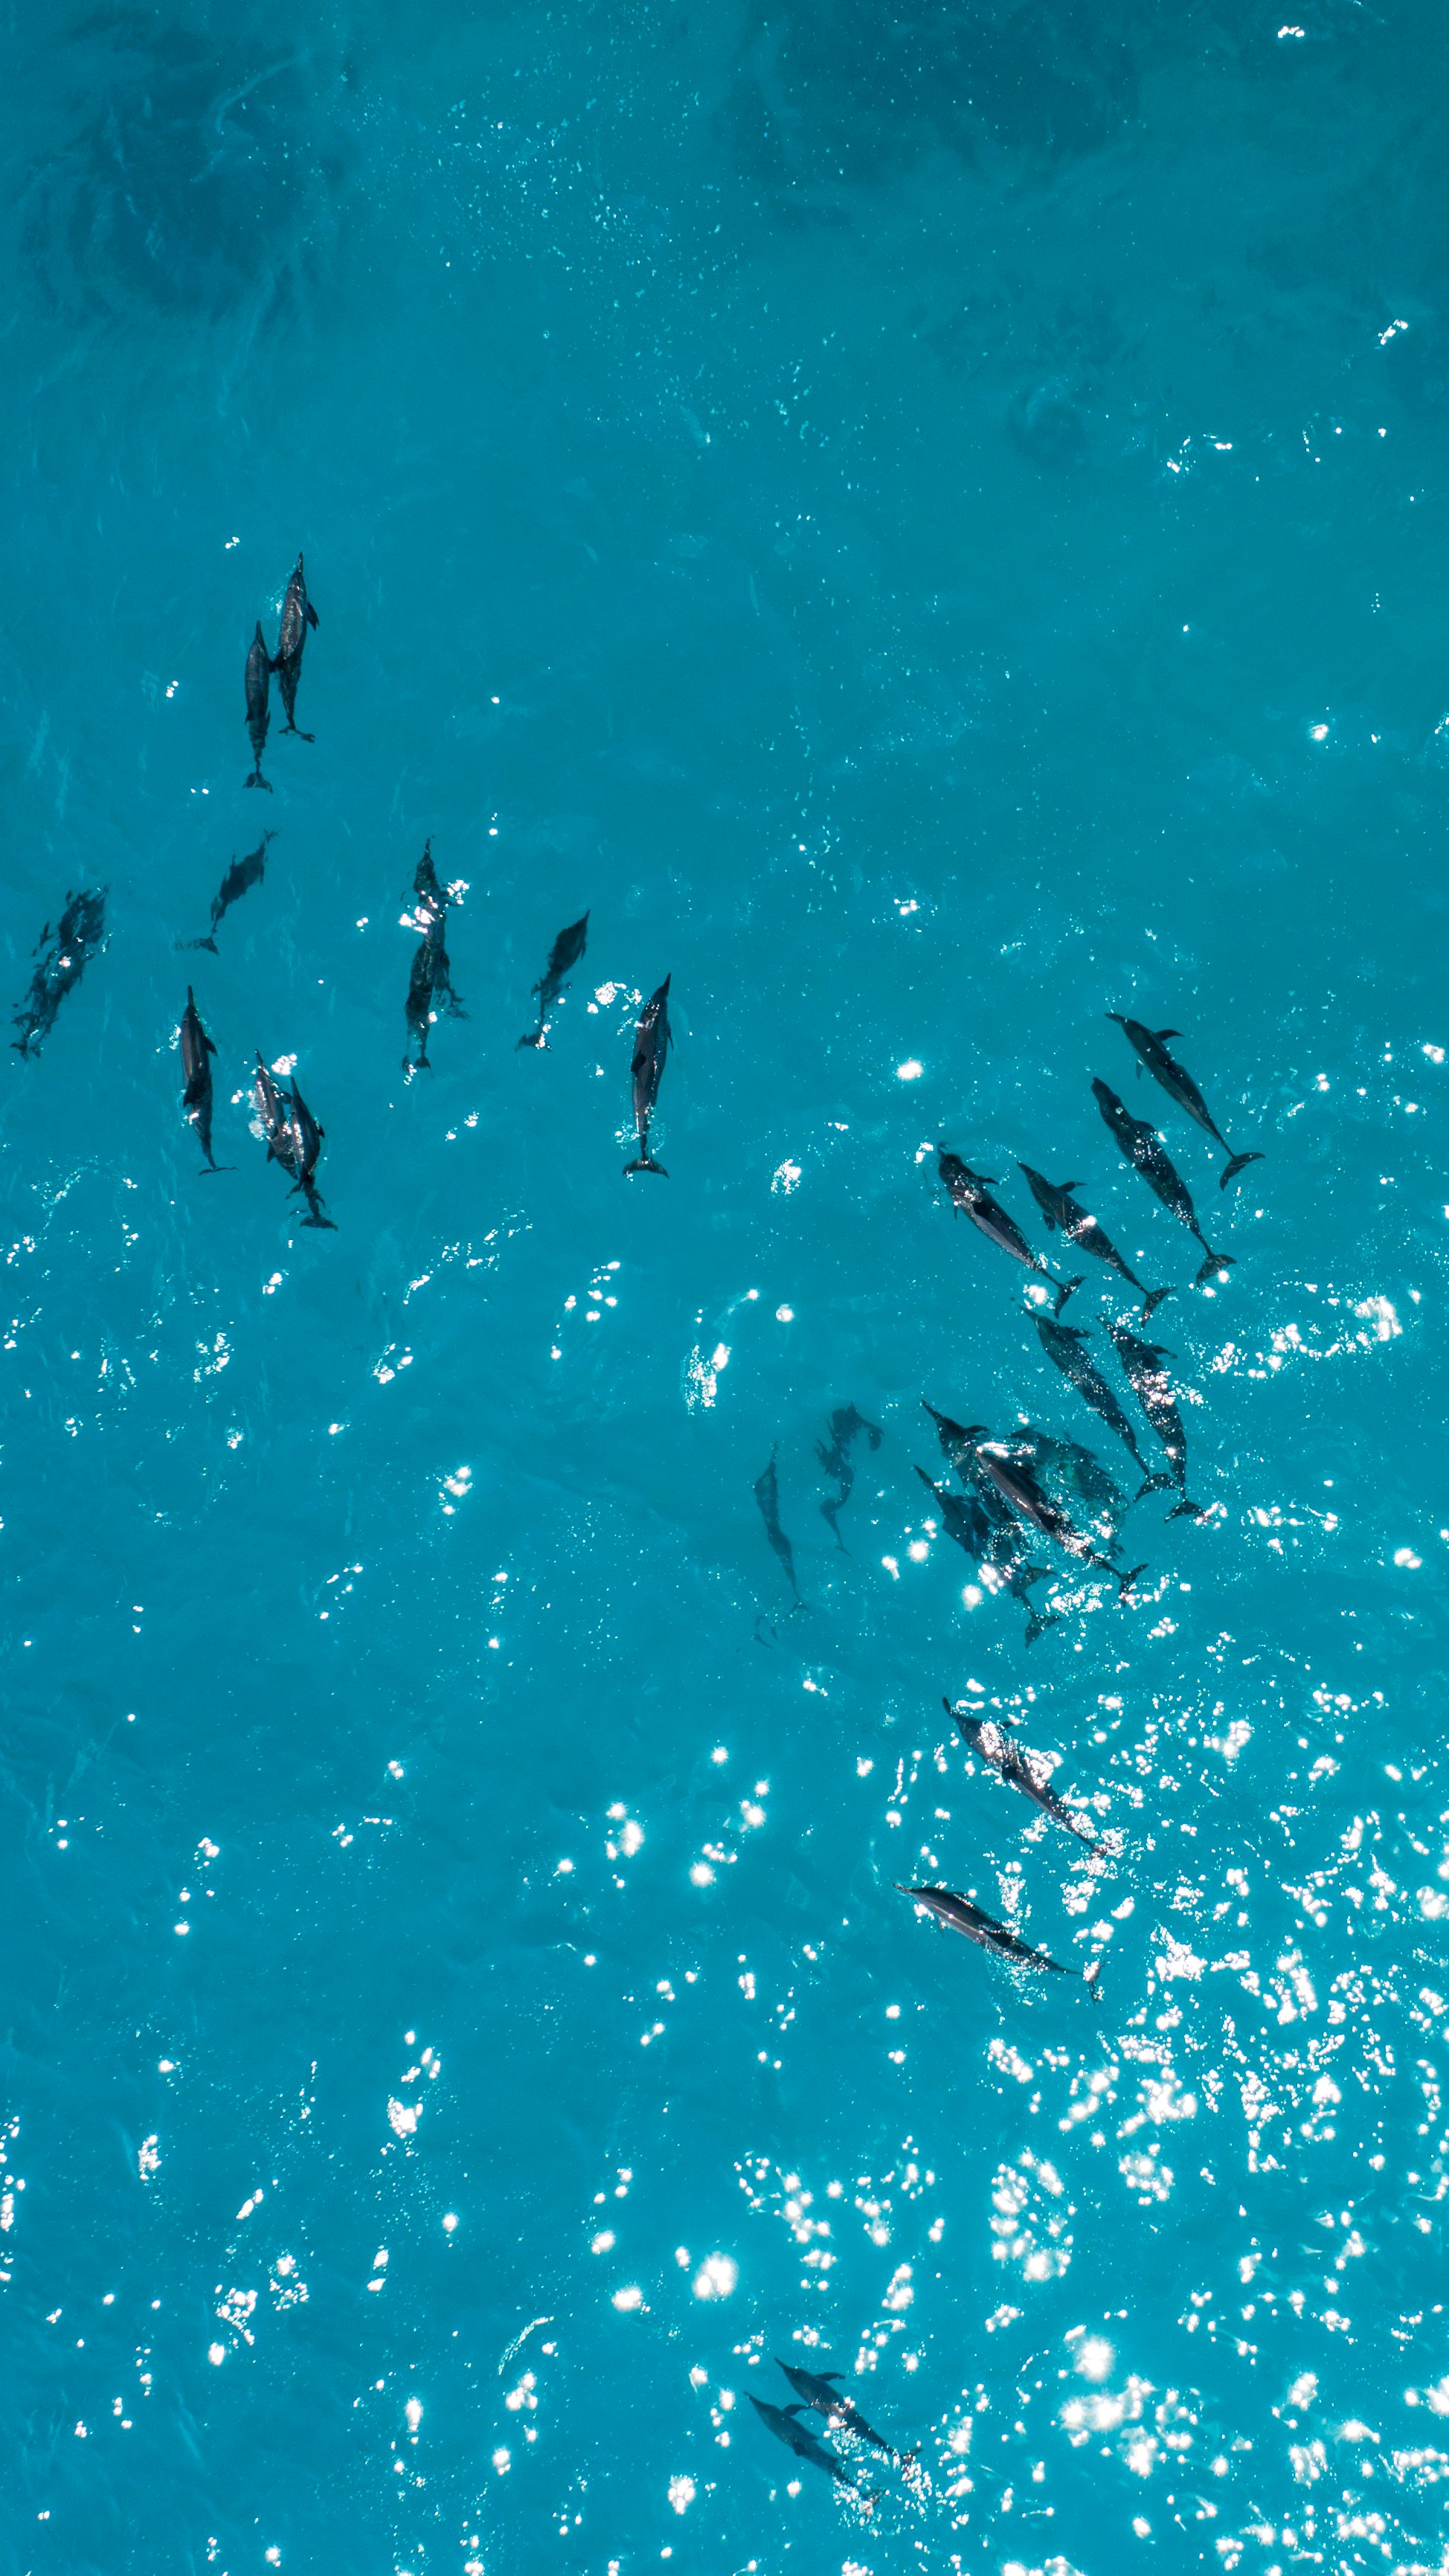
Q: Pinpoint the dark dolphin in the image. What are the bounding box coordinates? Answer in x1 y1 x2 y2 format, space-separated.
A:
402 841 467 1069
12 887 107 1057
746 2393 877 2498
1107 1016 1262 1189
913 1464 992 1563
179 987 230 1174
916 1422 1061 1643
958 1427 1145 1594
252 1055 335 1229
1032 1312 1151 1479
1104 1321 1204 1517
179 832 275 954
1013 1426 1127 1540
774 2360 914 2464
754 1448 800 1604
937 1148 1080 1311
269 553 319 741
817 1403 883 1547
899 1883 1100 1992
1018 1163 1172 1319
945 1695 1098 1843
518 911 590 1050
624 976 671 1175
243 623 272 790
284 1078 335 1229
1092 1079 1233 1283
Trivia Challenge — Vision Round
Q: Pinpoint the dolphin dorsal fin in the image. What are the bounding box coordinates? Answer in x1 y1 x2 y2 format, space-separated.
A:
1156 1027 1180 1039
783 2403 805 2416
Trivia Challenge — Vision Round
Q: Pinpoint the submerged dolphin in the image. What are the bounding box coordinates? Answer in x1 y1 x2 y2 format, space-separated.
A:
1104 1322 1204 1517
269 553 319 740
817 1403 883 1546
1107 1015 1262 1189
1032 1313 1151 1479
899 1883 1099 1991
13 888 107 1057
960 1428 1145 1594
754 1448 800 1603
946 1695 1098 1843
518 911 590 1049
402 841 467 1069
937 1149 1080 1311
624 977 671 1175
1018 1163 1172 1319
243 622 272 790
179 987 230 1174
916 1428 1061 1645
774 2360 914 2464
1092 1079 1233 1282
747 2393 877 2497
180 832 275 954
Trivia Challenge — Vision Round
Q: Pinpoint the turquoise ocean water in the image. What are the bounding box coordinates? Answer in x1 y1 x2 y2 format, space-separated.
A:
4 5 1449 2572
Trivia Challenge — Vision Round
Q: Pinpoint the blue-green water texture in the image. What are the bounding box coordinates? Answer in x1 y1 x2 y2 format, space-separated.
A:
4 5 1449 2572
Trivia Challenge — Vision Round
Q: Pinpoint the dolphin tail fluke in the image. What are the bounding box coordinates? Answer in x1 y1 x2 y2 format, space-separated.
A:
1194 1245 1234 1284
1117 1562 1148 1598
623 1154 669 1176
282 723 315 742
1134 1471 1175 1500
302 1211 338 1230
1168 1497 1207 1520
176 936 219 953
515 1030 547 1050
198 1163 235 1178
1053 1273 1085 1315
1140 1284 1174 1320
1220 1150 1263 1189
244 769 272 792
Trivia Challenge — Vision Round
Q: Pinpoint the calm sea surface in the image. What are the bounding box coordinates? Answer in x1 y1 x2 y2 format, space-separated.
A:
3 5 1448 2572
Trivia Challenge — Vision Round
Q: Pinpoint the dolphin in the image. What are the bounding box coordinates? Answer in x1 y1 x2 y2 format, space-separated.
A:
12 887 108 1057
179 832 276 954
1092 1080 1234 1283
1032 1312 1151 1479
1104 1322 1204 1517
945 1696 1098 1843
402 841 467 1069
283 1078 335 1229
774 2360 914 2464
179 988 230 1174
754 1448 800 1603
746 2393 877 2497
914 1463 992 1564
252 1055 335 1229
1012 1426 1128 1538
1107 1015 1263 1189
957 1428 1146 1594
1017 1163 1172 1319
899 1883 1099 1992
937 1149 1080 1311
817 1403 883 1546
624 976 671 1175
243 623 272 789
518 911 590 1050
915 1444 1061 1646
269 553 319 740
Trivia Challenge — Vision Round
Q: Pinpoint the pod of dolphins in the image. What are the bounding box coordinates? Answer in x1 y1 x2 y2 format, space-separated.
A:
10 557 680 1217
747 1015 1264 2500
7 552 1266 2515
